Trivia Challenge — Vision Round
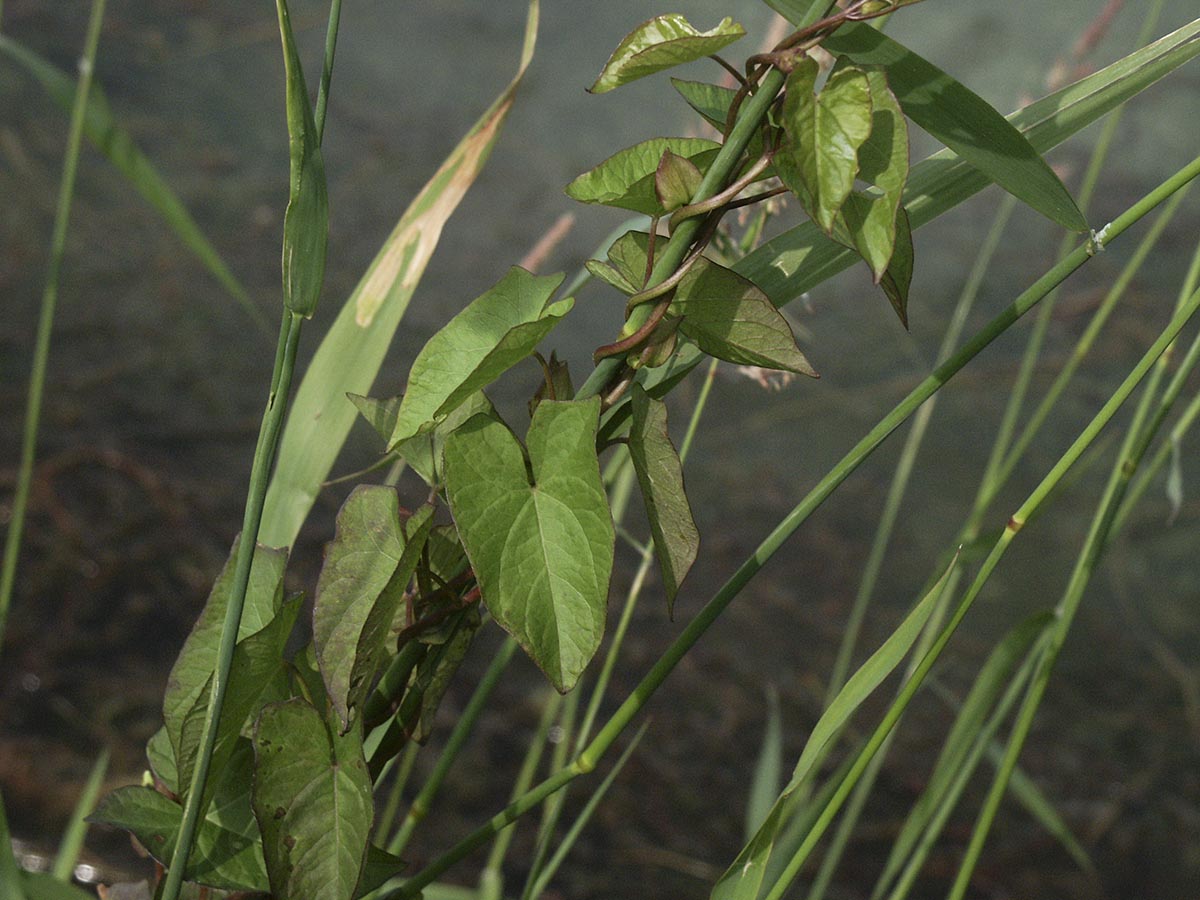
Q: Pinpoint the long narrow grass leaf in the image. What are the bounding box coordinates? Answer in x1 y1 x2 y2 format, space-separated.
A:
0 0 106 663
260 1 540 548
745 686 784 841
712 555 955 900
51 748 109 881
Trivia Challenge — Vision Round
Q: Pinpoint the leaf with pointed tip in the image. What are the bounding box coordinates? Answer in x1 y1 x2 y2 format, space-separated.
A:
712 555 953 900
589 14 745 94
162 538 287 772
276 0 328 317
566 137 721 215
822 23 1087 232
529 350 574 417
671 257 816 376
628 386 698 612
671 78 738 130
314 489 434 730
413 610 480 742
776 58 874 234
878 208 914 328
444 400 614 692
89 786 268 892
259 2 539 548
253 700 373 900
355 845 407 898
386 267 571 449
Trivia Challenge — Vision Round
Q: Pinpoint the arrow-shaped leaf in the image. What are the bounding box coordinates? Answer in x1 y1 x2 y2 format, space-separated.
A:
586 230 653 295
252 700 374 900
589 14 745 94
386 267 570 448
566 137 721 215
628 386 699 612
444 399 614 692
313 488 434 730
672 257 817 376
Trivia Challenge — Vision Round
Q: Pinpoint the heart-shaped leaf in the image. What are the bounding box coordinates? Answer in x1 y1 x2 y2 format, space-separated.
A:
566 137 720 215
386 267 570 448
776 58 874 234
89 786 268 892
589 14 745 94
253 700 373 900
313 488 435 731
628 386 698 612
444 399 614 692
672 257 817 376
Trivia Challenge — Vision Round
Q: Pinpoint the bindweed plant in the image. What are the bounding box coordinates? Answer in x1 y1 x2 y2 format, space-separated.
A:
4 1 1200 899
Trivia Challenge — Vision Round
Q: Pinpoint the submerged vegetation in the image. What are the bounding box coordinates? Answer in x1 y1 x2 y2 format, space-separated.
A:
2 1 1199 898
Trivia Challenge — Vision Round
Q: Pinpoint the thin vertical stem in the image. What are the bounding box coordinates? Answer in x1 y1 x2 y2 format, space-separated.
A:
0 0 107 660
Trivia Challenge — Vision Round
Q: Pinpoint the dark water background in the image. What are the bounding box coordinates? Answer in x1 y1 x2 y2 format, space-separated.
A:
2 0 1199 896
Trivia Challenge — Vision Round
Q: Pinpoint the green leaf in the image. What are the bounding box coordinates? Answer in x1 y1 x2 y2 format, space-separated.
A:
822 23 1087 232
873 613 1054 899
204 738 258 840
89 786 268 892
20 873 94 900
0 36 265 333
671 78 737 130
586 230 652 295
259 1 539 549
349 391 496 488
386 267 572 449
444 400 614 692
655 149 704 212
175 595 303 808
252 700 374 900
745 685 783 842
565 137 721 215
701 15 1200 331
313 488 434 730
628 386 699 611
276 0 329 317
162 538 287 771
355 845 407 898
146 727 177 794
412 609 480 742
712 556 952 900
776 58 874 233
878 207 913 328
588 14 745 94
839 64 909 280
671 257 817 376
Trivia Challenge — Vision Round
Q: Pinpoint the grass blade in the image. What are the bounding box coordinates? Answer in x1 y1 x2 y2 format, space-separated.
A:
259 0 540 548
0 0 106 663
0 34 268 335
51 749 110 881
712 555 954 900
745 686 784 842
